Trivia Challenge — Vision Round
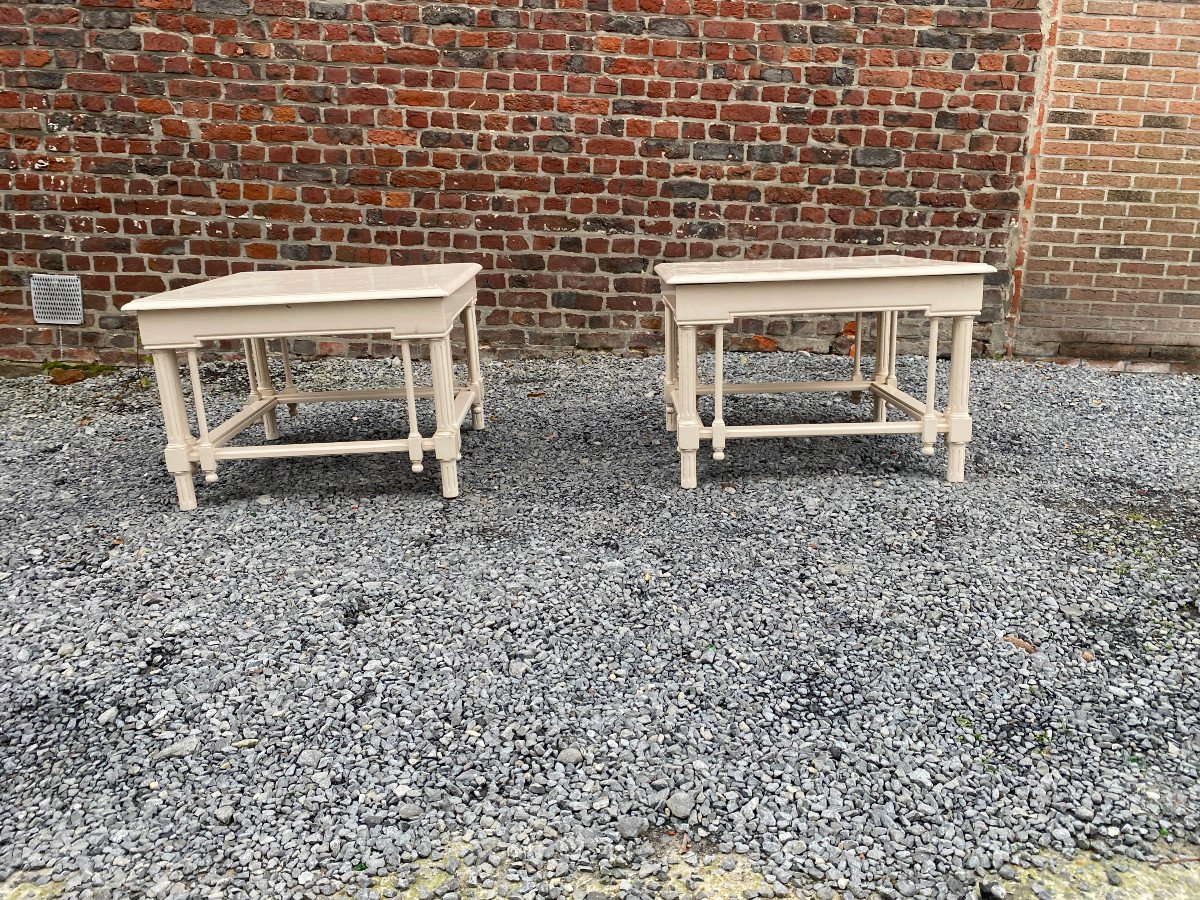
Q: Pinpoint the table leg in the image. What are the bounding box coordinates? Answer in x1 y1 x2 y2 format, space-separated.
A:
920 318 940 457
151 349 198 511
242 339 261 403
850 312 863 403
887 311 899 388
186 349 219 483
712 324 726 461
663 303 678 432
461 304 485 430
251 338 280 440
676 324 699 489
873 311 891 422
279 338 298 416
429 335 461 498
946 315 973 482
399 340 425 473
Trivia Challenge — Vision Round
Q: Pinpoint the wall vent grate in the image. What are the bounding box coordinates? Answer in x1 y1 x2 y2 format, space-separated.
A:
31 273 84 326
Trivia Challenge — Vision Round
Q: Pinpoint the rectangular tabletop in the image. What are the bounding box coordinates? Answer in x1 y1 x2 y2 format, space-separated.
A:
656 255 996 323
127 264 483 348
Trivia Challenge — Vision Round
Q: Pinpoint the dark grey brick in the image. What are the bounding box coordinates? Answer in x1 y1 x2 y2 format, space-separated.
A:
310 2 349 20
421 5 473 26
583 217 635 234
194 0 250 14
758 67 794 83
917 30 968 49
852 147 902 167
1068 127 1113 142
95 31 141 50
662 181 709 199
641 139 689 159
1143 114 1187 129
694 142 744 162
601 15 645 35
648 18 695 37
444 49 490 68
1048 111 1090 125
748 145 795 163
1107 189 1152 202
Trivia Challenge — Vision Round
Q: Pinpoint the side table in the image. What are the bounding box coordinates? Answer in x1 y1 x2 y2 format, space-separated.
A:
125 263 484 510
654 255 995 488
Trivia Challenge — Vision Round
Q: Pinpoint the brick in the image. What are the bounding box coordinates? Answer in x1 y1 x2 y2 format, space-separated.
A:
0 0 1181 366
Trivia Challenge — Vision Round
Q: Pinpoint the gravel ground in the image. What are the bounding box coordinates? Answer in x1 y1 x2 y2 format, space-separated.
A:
0 352 1198 900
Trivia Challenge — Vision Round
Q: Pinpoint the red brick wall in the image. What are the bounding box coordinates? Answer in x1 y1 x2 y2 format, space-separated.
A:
1014 0 1200 361
0 0 1041 364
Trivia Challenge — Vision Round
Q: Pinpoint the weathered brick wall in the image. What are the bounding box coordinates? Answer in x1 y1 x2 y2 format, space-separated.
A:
1014 0 1200 361
0 0 1041 364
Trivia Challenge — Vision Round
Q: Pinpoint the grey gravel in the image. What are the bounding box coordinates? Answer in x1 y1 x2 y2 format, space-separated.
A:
0 353 1198 899
616 815 649 840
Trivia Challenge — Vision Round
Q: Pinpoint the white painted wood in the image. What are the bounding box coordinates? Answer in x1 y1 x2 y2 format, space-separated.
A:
461 305 485 430
400 341 424 473
868 383 928 421
207 399 276 448
186 349 219 483
656 255 986 486
713 421 934 439
213 439 423 461
151 349 197 511
242 339 261 402
279 338 298 416
851 313 863 402
873 311 891 422
275 387 437 404
946 315 974 482
251 338 280 440
130 264 483 509
696 380 870 396
712 324 726 461
126 263 481 310
663 302 678 432
429 335 461 499
656 254 995 286
921 318 940 457
676 325 699 489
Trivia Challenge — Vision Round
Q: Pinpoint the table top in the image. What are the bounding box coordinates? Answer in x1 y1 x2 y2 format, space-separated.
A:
125 263 482 312
655 255 995 286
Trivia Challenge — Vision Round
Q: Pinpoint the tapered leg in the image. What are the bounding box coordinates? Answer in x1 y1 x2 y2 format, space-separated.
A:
887 311 899 387
873 311 891 422
460 304 485 430
429 335 461 498
946 315 973 482
711 324 726 461
676 324 699 489
242 339 261 403
251 338 280 440
151 349 198 511
663 302 678 431
920 318 940 457
850 312 863 403
279 337 298 416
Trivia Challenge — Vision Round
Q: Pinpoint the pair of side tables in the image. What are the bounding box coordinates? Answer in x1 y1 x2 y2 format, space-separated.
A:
125 256 994 511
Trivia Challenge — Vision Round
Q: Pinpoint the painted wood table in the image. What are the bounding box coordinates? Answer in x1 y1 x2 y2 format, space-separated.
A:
126 264 484 510
654 255 996 488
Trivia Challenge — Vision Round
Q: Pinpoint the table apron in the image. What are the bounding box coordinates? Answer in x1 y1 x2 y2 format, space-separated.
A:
136 287 476 349
663 274 983 324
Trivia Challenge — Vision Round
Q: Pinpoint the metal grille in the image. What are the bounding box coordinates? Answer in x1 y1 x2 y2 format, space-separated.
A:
30 273 83 325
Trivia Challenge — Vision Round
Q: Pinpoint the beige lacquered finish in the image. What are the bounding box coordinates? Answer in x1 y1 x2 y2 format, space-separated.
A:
655 255 995 488
126 264 484 510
